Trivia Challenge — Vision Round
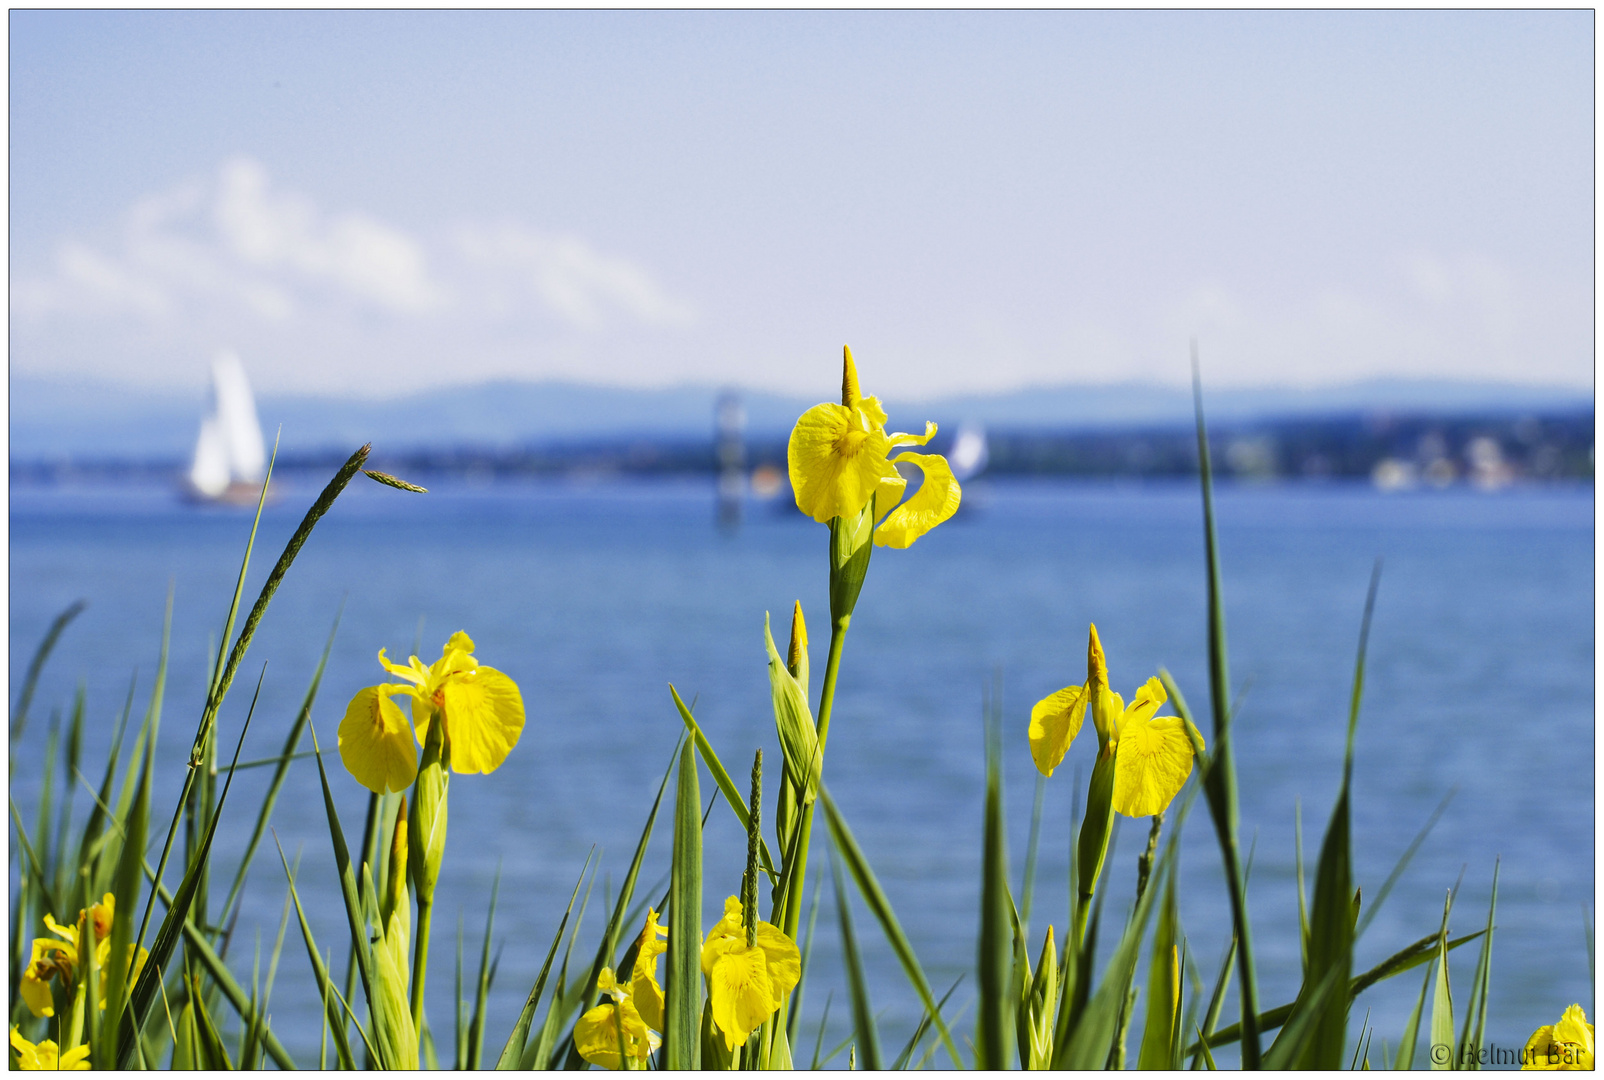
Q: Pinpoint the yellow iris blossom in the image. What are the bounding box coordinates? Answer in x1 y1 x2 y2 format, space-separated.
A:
1028 624 1200 818
1524 1005 1595 1070
787 346 962 548
9 1029 89 1071
629 909 668 1033
20 895 146 1018
338 631 525 794
700 896 802 1052
574 967 659 1069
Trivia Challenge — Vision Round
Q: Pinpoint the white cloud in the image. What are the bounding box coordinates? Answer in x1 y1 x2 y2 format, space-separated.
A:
11 158 698 394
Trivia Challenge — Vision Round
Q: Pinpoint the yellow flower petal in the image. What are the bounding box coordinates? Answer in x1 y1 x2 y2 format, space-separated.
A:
439 666 525 775
9 1029 88 1071
574 998 655 1070
889 420 937 447
20 966 55 1019
1526 1006 1595 1070
43 914 77 947
1028 685 1087 777
753 922 802 1001
338 685 419 794
376 648 427 686
1112 714 1195 818
787 402 898 524
86 894 115 944
700 896 745 975
1123 677 1167 728
631 911 668 1033
873 452 962 548
709 942 777 1051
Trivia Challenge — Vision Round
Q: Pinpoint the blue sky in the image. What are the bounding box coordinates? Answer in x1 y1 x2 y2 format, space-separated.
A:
10 10 1593 399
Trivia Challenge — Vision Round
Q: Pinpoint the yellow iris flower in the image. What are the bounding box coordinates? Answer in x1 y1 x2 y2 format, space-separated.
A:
337 631 525 794
10 1029 89 1071
574 967 660 1070
1028 624 1200 818
787 346 962 548
700 896 802 1052
1525 1005 1595 1070
20 895 147 1018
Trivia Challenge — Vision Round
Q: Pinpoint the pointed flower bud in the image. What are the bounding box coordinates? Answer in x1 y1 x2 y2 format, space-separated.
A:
842 345 861 408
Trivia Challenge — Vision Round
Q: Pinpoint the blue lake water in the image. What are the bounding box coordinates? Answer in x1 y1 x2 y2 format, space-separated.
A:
8 476 1593 1068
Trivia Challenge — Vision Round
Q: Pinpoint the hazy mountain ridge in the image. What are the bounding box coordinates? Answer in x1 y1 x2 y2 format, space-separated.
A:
10 373 1593 461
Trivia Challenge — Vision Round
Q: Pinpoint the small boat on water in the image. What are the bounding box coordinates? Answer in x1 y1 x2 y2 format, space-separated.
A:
185 351 269 504
948 422 989 482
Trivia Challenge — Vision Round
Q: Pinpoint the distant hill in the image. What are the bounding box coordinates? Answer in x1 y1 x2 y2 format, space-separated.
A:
9 373 1592 462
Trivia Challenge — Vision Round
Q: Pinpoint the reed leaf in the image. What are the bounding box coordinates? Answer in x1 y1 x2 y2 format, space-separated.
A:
667 685 778 883
829 843 882 1070
495 852 592 1069
10 599 86 740
1189 348 1263 1068
663 739 703 1070
819 788 964 1068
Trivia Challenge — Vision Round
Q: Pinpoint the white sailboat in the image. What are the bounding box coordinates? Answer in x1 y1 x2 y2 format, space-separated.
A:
949 422 989 481
186 351 268 503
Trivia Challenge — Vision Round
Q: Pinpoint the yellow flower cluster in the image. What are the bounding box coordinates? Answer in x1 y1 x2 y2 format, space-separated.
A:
575 898 802 1068
1029 624 1200 818
575 910 668 1069
787 347 961 548
338 631 525 794
9 1029 88 1071
1525 1005 1595 1070
20 893 147 1019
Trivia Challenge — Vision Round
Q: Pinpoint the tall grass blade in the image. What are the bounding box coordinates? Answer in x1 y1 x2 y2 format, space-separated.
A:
1430 892 1456 1070
819 788 963 1068
829 843 882 1071
1457 862 1499 1070
668 685 777 882
555 738 680 1069
1138 870 1181 1070
220 605 343 923
892 976 963 1070
94 717 152 1068
663 740 703 1070
977 698 1014 1070
1396 953 1435 1069
495 853 592 1068
117 666 261 1068
10 599 86 740
1259 965 1345 1070
306 722 396 1070
1356 789 1457 941
1021 773 1047 930
466 870 500 1070
1188 347 1263 1067
787 884 821 1047
274 838 357 1069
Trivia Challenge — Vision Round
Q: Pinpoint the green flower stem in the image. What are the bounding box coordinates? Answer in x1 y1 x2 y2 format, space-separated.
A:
781 614 849 943
410 898 433 1038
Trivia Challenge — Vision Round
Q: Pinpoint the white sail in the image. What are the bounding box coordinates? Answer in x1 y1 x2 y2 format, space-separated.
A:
187 351 268 500
949 423 989 481
212 351 266 483
188 414 232 497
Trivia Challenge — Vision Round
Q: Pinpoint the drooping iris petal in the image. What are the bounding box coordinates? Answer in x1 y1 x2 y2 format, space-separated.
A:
439 666 525 775
873 452 962 548
20 939 66 1018
1112 713 1197 818
708 943 777 1051
888 421 937 447
1028 685 1087 777
338 685 420 794
631 911 668 1033
787 402 899 523
93 941 147 1009
574 998 655 1069
753 922 802 998
699 897 801 1051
